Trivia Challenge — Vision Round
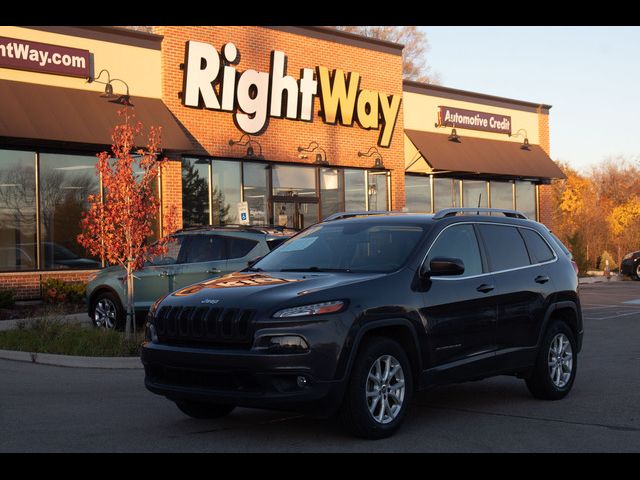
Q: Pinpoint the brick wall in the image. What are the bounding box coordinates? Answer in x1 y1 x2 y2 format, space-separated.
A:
155 26 406 210
537 108 554 227
160 159 183 234
0 270 97 300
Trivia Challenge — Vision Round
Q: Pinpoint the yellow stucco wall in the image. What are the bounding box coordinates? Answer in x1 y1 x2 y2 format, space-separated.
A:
0 26 160 98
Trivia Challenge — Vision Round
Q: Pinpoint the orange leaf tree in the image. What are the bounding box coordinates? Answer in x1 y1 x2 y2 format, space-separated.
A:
78 107 176 336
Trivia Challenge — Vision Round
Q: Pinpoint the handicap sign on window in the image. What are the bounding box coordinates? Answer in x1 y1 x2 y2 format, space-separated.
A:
237 201 250 225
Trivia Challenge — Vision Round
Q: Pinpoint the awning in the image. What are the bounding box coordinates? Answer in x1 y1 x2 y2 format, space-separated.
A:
0 79 198 153
405 129 566 180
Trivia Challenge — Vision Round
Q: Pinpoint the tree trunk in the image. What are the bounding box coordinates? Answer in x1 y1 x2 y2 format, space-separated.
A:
125 262 135 339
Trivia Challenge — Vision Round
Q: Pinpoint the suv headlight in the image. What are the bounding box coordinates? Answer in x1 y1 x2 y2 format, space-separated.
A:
273 300 345 318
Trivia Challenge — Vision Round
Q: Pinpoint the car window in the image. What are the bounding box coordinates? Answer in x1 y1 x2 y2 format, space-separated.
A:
266 237 289 251
548 231 572 259
478 224 531 272
148 236 184 266
520 228 555 263
426 224 482 277
182 235 225 263
227 237 258 259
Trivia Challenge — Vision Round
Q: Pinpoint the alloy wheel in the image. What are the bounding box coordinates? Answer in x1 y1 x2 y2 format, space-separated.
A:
548 333 573 388
366 354 406 424
94 298 117 329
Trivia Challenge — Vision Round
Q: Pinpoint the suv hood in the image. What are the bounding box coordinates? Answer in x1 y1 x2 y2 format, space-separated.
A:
163 271 384 310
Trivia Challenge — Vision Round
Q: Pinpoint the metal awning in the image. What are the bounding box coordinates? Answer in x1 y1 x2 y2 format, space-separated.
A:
0 79 198 152
405 129 566 180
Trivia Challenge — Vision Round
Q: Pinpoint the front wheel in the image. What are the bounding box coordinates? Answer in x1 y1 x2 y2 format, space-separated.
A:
92 292 125 330
339 337 413 439
526 320 577 400
175 401 236 419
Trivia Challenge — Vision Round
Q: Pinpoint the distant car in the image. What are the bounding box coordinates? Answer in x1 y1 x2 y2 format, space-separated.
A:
86 225 296 330
621 250 640 279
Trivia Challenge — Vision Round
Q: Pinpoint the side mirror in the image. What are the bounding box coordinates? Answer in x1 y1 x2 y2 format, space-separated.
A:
420 257 465 278
247 256 263 267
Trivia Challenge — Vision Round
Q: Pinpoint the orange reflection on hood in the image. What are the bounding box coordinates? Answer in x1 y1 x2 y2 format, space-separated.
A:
173 273 300 296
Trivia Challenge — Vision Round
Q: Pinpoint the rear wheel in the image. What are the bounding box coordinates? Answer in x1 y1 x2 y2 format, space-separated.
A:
175 401 236 419
526 320 577 400
339 337 413 439
634 263 640 280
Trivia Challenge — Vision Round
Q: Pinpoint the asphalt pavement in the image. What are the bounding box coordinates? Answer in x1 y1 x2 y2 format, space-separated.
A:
1 281 639 452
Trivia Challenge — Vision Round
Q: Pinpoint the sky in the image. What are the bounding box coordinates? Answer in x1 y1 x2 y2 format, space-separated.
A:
420 26 640 173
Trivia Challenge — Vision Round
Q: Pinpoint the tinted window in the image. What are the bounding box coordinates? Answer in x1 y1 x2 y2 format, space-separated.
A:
227 237 258 259
548 231 572 259
254 222 427 273
267 237 288 251
478 224 531 271
149 236 184 266
183 235 225 263
520 228 555 263
426 224 482 277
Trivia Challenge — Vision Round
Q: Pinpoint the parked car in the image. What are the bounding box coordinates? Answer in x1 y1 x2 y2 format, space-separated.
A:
141 208 583 439
86 225 296 330
620 250 640 279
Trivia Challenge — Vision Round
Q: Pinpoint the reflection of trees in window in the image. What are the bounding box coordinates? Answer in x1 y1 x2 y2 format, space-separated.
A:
211 188 231 225
0 165 36 230
181 161 231 227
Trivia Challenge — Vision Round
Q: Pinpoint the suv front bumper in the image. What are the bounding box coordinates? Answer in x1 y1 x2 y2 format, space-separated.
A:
141 342 346 415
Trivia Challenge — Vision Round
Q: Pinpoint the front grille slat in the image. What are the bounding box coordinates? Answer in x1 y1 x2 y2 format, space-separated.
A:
153 306 255 349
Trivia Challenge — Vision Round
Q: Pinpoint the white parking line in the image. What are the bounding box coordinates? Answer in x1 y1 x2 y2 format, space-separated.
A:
583 311 640 320
623 299 640 305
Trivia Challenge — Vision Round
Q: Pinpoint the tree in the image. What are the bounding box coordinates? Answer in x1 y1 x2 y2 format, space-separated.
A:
334 26 440 84
78 108 177 337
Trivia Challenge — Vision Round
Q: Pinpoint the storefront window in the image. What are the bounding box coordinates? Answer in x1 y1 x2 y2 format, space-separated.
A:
320 168 341 220
344 169 367 211
243 162 270 225
272 164 316 198
182 158 210 227
367 171 388 211
462 180 488 208
490 181 514 210
516 181 536 220
212 160 241 225
39 153 101 270
0 150 37 271
405 175 431 213
433 177 460 212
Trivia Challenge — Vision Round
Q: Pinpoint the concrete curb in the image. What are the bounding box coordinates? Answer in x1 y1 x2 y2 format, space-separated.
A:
0 348 143 369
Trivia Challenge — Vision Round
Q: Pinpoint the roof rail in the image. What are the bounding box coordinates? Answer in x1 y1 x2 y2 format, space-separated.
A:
322 211 390 222
433 208 528 220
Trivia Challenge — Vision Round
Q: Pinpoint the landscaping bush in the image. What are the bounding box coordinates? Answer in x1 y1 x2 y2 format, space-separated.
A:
41 279 86 305
0 289 15 308
598 251 617 272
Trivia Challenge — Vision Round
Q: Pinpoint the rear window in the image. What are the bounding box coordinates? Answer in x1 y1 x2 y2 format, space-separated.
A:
478 224 531 272
183 235 225 263
520 228 555 263
227 238 258 259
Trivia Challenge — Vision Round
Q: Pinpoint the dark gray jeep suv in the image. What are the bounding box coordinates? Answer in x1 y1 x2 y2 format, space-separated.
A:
141 208 583 439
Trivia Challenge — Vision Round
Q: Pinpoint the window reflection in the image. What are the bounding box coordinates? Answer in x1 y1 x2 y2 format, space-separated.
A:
367 171 388 211
320 168 341 220
516 181 536 220
39 153 101 269
344 169 366 211
405 174 431 213
182 158 209 227
462 180 487 208
243 162 269 225
490 181 514 210
212 160 241 225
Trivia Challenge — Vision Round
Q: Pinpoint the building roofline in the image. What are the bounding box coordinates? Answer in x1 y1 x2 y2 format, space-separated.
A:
266 26 404 56
23 26 163 50
403 80 552 111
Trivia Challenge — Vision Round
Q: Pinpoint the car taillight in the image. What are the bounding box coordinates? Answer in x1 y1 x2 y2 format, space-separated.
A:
571 260 579 276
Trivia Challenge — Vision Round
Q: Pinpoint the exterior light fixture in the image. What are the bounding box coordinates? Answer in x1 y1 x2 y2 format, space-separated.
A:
448 128 461 143
510 129 531 150
297 141 328 165
229 134 263 159
358 146 385 170
88 69 134 107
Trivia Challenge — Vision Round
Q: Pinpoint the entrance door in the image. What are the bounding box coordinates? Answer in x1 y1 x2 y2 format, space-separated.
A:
273 196 319 229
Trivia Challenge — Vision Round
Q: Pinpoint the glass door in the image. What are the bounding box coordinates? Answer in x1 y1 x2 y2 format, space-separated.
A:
272 164 319 229
273 197 319 229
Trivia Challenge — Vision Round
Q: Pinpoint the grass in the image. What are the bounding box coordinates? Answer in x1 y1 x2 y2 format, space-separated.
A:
0 318 145 357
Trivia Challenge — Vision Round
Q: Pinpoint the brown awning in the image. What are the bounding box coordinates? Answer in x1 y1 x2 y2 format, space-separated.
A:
405 129 566 180
0 79 198 152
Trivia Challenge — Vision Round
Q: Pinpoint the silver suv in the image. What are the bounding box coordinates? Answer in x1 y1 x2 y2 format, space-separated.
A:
86 225 296 330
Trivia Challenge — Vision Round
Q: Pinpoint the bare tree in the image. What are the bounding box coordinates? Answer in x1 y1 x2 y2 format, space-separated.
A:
334 26 440 84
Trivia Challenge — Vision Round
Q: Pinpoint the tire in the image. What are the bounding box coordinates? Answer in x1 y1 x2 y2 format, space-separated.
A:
91 291 125 331
526 320 577 400
339 337 413 439
634 263 640 280
175 401 235 419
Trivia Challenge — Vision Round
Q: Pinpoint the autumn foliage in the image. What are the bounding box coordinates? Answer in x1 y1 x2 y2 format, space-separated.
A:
77 107 176 334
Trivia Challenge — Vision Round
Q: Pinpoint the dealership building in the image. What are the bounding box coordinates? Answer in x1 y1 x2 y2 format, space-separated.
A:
0 26 564 298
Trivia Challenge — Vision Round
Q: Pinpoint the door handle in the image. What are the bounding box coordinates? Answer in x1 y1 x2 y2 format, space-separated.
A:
207 268 221 274
159 271 174 278
476 284 495 293
535 275 550 284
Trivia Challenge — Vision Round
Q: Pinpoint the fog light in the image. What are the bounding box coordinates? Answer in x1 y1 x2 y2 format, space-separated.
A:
254 335 309 353
296 376 308 388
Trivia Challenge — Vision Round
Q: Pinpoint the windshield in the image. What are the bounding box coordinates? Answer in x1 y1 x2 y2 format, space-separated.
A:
252 221 428 273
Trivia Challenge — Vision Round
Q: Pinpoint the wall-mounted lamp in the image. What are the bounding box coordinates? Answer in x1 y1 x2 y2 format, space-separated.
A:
435 121 461 143
297 141 329 165
229 134 264 159
358 146 385 170
510 129 531 150
87 69 134 106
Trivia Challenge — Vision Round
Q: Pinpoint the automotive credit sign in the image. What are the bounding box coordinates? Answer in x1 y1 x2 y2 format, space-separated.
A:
0 36 90 78
437 106 511 135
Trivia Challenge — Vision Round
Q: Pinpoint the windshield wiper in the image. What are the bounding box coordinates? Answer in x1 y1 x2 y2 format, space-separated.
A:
279 267 352 273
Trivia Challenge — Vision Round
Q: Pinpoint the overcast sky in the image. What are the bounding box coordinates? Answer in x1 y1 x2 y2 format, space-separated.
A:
420 26 640 173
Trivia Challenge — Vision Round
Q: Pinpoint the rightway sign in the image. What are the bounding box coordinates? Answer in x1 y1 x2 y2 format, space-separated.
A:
438 106 511 135
0 36 90 78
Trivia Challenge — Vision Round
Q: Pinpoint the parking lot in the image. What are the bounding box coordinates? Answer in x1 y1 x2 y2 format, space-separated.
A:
1 280 639 452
